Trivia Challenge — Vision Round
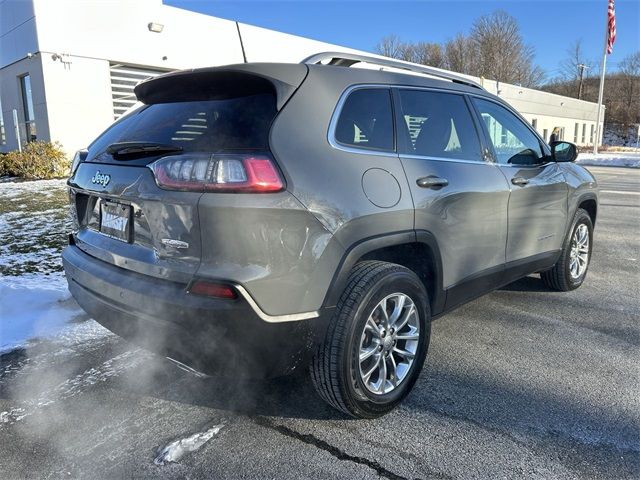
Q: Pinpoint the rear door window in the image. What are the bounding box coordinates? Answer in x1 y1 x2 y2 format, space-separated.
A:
334 88 394 152
88 93 277 160
397 89 483 161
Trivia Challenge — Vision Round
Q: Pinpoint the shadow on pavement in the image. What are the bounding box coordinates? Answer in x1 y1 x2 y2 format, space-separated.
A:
119 356 343 421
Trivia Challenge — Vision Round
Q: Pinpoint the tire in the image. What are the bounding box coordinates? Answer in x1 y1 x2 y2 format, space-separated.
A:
541 208 593 291
310 261 430 418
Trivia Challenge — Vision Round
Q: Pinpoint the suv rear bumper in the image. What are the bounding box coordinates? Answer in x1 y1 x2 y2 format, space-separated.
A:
62 244 329 378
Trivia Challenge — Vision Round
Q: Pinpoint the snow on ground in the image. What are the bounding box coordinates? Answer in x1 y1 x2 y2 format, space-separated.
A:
577 151 640 168
603 125 639 147
0 179 108 354
1 274 71 351
0 274 102 353
154 424 226 465
0 178 70 276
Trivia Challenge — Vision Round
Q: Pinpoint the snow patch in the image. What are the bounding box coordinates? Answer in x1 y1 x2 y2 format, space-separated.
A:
1 276 75 351
0 177 70 276
577 152 640 168
0 275 96 353
603 125 640 147
0 178 68 198
154 424 225 465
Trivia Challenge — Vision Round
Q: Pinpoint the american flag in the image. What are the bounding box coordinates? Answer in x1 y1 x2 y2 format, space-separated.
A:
606 0 616 54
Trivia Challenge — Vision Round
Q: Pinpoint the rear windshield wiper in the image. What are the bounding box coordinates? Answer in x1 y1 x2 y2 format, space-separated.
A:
106 142 183 158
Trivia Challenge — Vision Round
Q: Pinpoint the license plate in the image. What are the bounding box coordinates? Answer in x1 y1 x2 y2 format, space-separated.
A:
100 201 132 242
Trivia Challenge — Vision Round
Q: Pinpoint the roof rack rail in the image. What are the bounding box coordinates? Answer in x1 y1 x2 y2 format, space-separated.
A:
302 51 483 90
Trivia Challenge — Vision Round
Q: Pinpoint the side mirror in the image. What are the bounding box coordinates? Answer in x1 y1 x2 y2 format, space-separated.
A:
550 141 577 163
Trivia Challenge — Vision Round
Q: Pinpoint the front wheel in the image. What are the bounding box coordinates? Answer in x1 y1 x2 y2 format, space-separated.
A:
541 208 593 291
310 261 430 418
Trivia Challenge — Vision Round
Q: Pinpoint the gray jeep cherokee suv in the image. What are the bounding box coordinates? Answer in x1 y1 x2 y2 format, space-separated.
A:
63 53 598 418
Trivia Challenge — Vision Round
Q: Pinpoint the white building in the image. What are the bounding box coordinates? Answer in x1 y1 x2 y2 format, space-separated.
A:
0 0 604 156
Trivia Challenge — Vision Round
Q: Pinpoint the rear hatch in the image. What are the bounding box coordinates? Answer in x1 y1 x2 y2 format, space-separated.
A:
69 64 308 283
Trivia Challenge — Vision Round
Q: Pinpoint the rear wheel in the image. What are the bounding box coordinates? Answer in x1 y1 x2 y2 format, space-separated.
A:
311 261 430 418
541 208 593 291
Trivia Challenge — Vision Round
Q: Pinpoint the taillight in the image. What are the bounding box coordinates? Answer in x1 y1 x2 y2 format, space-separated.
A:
148 153 284 193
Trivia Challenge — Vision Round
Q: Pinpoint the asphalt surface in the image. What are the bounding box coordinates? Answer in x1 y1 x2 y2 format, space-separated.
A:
1 166 638 479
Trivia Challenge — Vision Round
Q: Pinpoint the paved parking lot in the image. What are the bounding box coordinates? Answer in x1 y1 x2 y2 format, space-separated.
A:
0 166 638 479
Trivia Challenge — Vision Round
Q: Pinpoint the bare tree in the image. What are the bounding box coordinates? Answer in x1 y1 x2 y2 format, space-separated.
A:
469 10 544 87
618 51 640 125
375 36 445 67
560 40 593 80
559 40 593 98
407 42 446 68
444 34 477 75
618 51 639 75
375 11 544 87
375 35 408 60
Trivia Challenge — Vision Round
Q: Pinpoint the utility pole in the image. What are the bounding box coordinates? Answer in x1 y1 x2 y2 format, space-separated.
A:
577 63 589 100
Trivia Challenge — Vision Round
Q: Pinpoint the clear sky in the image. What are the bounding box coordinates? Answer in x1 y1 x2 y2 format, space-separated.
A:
166 0 639 79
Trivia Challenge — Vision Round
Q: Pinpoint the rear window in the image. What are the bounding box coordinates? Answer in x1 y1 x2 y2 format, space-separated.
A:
334 88 394 152
88 93 277 159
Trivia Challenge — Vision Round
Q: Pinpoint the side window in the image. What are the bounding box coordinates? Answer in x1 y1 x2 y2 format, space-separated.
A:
397 90 482 161
472 98 544 166
334 88 394 151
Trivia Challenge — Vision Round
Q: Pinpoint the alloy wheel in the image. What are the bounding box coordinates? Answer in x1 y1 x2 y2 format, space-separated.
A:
358 293 420 395
569 223 589 279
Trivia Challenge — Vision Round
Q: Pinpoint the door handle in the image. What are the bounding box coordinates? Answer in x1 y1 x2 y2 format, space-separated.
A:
417 176 449 189
511 177 529 186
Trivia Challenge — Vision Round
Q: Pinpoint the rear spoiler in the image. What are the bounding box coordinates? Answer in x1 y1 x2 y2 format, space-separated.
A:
134 63 308 110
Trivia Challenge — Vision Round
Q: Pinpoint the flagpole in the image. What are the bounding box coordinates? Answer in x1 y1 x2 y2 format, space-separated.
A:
593 3 610 155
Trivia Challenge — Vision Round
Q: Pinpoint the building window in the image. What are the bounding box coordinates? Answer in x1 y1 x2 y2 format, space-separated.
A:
110 64 167 119
0 98 5 145
19 74 37 142
590 124 595 144
531 118 538 130
543 129 548 142
582 123 586 144
573 122 579 143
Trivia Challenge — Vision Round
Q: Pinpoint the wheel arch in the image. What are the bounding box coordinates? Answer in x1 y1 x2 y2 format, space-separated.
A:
322 230 445 315
577 194 598 227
